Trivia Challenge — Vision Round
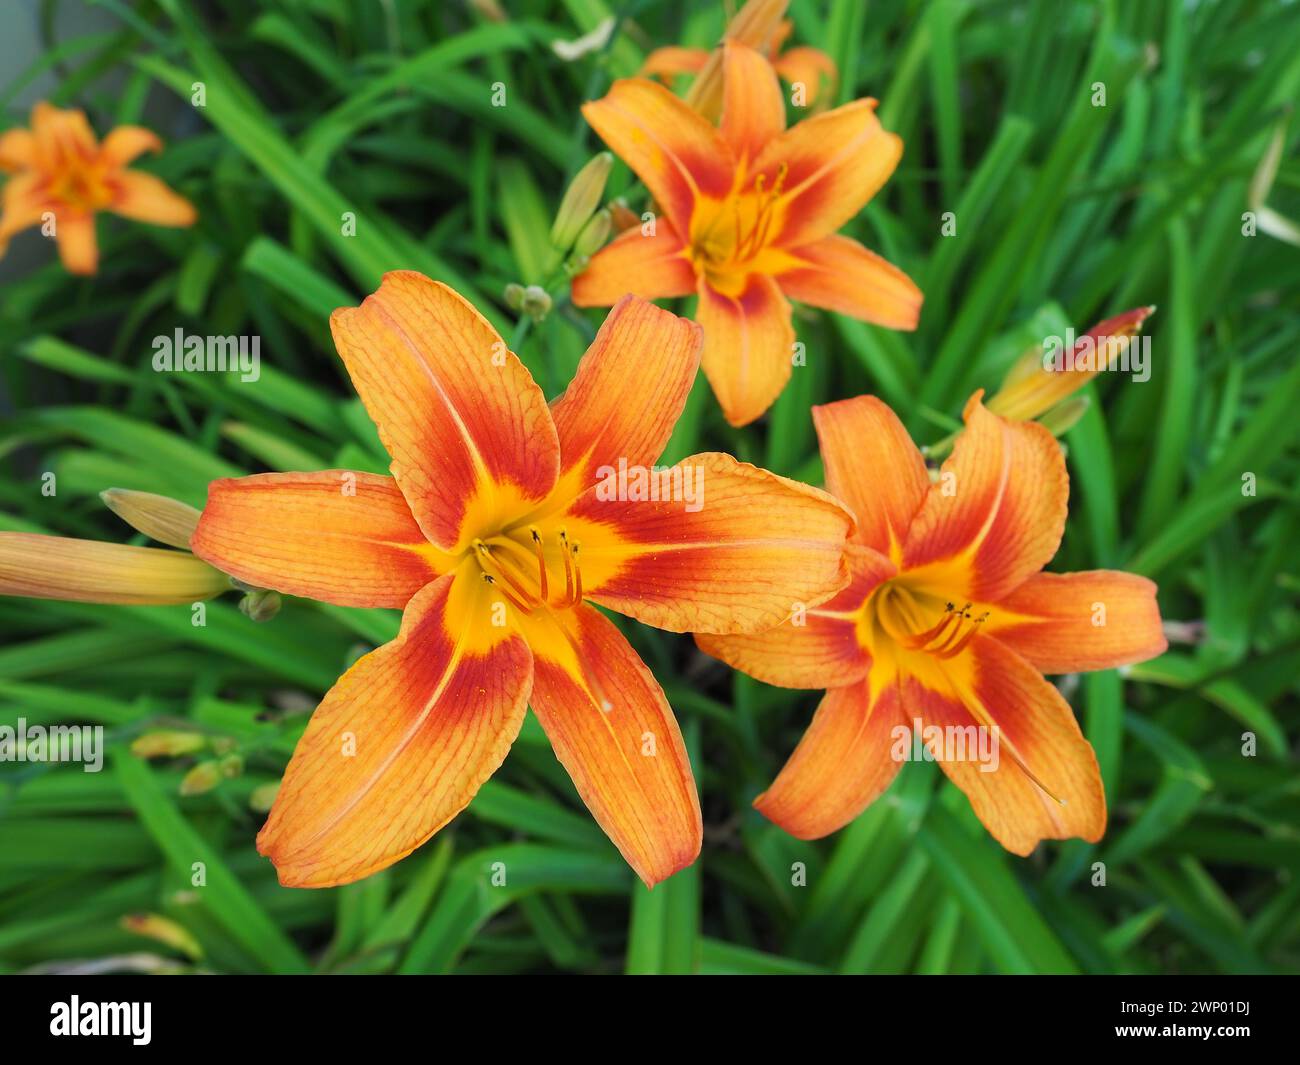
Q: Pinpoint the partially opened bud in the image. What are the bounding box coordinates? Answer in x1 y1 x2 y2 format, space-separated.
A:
120 913 204 961
987 306 1155 423
550 153 612 251
131 730 208 759
0 533 228 605
100 489 200 549
686 0 790 120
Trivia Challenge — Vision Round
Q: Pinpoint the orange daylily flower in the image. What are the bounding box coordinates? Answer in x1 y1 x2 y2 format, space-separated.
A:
643 19 838 109
698 393 1167 854
574 42 922 427
0 102 196 275
189 272 854 889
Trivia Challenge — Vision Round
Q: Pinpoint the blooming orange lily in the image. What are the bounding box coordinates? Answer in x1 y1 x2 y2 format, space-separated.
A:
643 18 838 108
697 393 1167 853
189 272 854 888
574 41 921 427
0 102 195 275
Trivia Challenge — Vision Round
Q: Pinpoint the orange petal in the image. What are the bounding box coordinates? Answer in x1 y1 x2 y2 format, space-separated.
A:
0 533 227 605
754 672 909 838
521 604 701 887
780 233 921 330
697 273 794 427
903 393 1067 603
565 451 853 634
547 294 702 507
581 77 734 231
753 98 901 248
773 46 838 106
906 637 1106 855
258 572 532 887
31 102 98 171
570 220 697 307
720 41 786 164
110 169 196 226
55 210 98 275
813 395 929 557
0 172 48 253
695 542 892 687
191 471 448 609
640 46 709 81
0 128 36 173
989 570 1167 674
99 125 162 168
329 271 561 552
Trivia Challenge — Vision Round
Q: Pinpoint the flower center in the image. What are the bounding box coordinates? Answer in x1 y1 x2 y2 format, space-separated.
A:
471 526 584 615
688 164 789 286
45 152 113 212
869 582 990 661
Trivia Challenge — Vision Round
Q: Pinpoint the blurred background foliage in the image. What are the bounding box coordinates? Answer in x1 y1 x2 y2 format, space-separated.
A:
1 0 1299 974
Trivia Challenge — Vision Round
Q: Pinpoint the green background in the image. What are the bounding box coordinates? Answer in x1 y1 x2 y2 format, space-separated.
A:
1 0 1298 974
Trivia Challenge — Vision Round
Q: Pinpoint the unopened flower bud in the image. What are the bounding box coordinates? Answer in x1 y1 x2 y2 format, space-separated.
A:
179 760 223 796
216 752 244 779
550 153 612 251
503 282 526 310
249 781 280 813
100 489 201 550
573 208 611 258
239 588 281 622
520 284 552 322
131 730 208 759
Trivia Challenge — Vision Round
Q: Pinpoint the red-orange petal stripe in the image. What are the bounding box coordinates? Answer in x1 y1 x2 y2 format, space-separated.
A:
696 273 795 427
813 395 930 557
329 271 560 552
989 570 1167 674
257 572 532 888
191 471 447 609
903 393 1068 602
522 604 701 888
581 77 734 233
695 542 892 688
570 221 697 307
720 41 786 164
779 234 921 330
754 673 909 839
754 98 902 249
568 451 853 635
546 295 703 508
906 637 1107 856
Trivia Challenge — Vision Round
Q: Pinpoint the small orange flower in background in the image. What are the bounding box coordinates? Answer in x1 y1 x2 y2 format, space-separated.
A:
0 101 196 275
698 392 1167 854
574 41 921 427
643 19 838 109
189 271 854 889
